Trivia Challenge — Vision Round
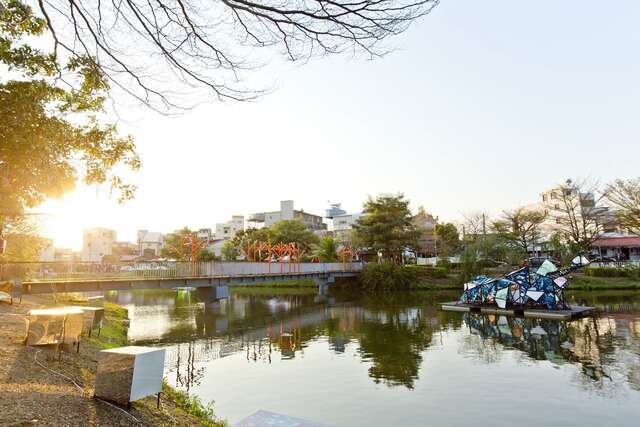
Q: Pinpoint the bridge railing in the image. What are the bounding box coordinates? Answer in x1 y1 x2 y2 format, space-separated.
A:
0 260 363 283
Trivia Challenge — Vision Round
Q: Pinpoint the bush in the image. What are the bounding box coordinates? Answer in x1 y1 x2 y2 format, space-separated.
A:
436 258 452 269
406 265 449 278
360 262 418 291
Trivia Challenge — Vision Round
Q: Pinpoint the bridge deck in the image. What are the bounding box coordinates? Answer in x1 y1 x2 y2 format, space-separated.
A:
21 270 359 294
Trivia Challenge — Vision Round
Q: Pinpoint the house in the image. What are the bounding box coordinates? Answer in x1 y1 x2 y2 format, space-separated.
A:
112 241 139 261
214 215 244 240
412 208 437 258
196 228 213 243
592 234 640 262
137 230 164 257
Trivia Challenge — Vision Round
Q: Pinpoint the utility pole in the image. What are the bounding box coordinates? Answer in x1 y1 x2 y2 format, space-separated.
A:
482 213 486 237
482 213 487 259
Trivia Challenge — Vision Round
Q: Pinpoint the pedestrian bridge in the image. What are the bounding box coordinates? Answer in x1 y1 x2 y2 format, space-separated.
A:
0 261 363 296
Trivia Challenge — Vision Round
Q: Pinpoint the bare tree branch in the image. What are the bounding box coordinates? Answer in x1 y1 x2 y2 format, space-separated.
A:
34 0 439 110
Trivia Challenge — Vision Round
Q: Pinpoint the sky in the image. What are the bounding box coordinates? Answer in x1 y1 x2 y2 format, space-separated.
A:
38 0 640 250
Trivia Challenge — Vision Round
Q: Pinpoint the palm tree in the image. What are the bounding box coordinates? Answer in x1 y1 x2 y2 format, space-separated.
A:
316 237 339 262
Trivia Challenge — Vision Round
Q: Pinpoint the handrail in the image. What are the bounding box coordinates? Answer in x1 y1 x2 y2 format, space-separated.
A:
0 261 363 283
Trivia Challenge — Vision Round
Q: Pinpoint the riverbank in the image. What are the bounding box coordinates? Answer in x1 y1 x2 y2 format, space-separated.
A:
0 294 225 426
570 275 640 290
412 274 640 291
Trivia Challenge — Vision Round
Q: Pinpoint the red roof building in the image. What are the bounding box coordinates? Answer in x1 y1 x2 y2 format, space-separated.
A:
592 235 640 261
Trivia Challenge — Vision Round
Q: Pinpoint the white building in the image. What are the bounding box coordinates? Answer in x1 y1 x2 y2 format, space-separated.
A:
522 185 618 240
39 239 56 262
325 203 364 244
196 228 213 243
81 228 117 262
249 200 326 231
137 230 164 257
214 215 244 240
207 239 227 258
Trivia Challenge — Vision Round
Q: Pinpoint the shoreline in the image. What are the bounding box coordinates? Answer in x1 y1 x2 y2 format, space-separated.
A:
0 294 226 426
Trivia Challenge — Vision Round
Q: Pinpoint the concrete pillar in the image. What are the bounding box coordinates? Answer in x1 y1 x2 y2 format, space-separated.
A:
196 285 229 311
314 277 329 295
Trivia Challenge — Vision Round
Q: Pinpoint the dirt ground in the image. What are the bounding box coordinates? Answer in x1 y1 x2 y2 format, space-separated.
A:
0 295 220 426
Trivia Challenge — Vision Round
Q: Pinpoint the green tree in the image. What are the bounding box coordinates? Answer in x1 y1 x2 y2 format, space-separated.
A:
161 227 211 261
316 236 339 262
269 220 319 253
492 208 547 258
547 232 575 265
549 179 606 252
229 228 273 257
0 217 46 261
0 1 138 253
354 194 421 262
221 240 239 261
434 223 460 257
605 178 640 234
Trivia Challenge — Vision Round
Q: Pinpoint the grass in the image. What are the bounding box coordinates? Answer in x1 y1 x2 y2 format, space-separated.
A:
88 302 130 349
570 275 640 290
406 272 640 291
413 279 459 290
161 380 227 427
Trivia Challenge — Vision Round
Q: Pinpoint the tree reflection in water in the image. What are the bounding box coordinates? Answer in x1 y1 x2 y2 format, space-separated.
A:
111 289 640 395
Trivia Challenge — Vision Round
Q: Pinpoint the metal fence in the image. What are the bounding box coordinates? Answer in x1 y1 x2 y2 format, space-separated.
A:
0 260 363 282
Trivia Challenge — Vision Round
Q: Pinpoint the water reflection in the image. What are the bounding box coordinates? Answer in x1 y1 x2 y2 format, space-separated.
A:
105 289 640 405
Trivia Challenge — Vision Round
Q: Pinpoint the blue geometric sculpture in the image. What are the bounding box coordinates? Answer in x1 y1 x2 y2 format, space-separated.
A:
458 256 589 310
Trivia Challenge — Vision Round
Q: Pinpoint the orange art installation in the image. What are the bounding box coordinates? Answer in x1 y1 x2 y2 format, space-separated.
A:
338 246 357 272
245 240 306 273
166 233 207 275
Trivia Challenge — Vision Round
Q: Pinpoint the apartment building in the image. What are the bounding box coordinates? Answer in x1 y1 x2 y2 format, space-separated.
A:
249 200 327 232
81 228 116 262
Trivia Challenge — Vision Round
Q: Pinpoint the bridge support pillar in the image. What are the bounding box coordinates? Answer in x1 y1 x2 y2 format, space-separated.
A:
314 275 335 296
196 285 229 310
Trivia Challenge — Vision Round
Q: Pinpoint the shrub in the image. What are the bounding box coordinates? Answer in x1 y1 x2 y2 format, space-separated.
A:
436 258 452 270
360 262 418 291
406 265 449 278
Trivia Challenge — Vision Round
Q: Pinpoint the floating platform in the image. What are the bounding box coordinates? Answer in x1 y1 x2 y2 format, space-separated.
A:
233 410 332 427
441 302 596 320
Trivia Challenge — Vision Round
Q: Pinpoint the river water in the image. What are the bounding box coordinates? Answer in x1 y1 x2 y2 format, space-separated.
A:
105 288 640 426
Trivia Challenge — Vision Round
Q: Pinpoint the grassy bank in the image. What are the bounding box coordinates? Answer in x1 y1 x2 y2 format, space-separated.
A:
413 279 460 290
70 299 226 426
570 275 640 290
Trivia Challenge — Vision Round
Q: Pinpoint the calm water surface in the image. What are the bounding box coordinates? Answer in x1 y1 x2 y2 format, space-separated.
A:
105 289 640 426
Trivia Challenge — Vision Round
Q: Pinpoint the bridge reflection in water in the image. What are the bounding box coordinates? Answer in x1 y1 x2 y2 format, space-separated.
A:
103 289 640 397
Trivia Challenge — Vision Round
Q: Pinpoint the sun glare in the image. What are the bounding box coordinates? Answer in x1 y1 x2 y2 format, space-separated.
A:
39 188 116 251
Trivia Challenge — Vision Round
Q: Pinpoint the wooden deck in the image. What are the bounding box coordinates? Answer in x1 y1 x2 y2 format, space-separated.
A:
441 302 596 320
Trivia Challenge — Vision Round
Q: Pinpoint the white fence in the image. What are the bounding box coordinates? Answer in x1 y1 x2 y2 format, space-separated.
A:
416 257 459 266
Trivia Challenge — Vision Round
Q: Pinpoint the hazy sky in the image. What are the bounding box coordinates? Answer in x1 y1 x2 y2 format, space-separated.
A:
40 0 640 249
